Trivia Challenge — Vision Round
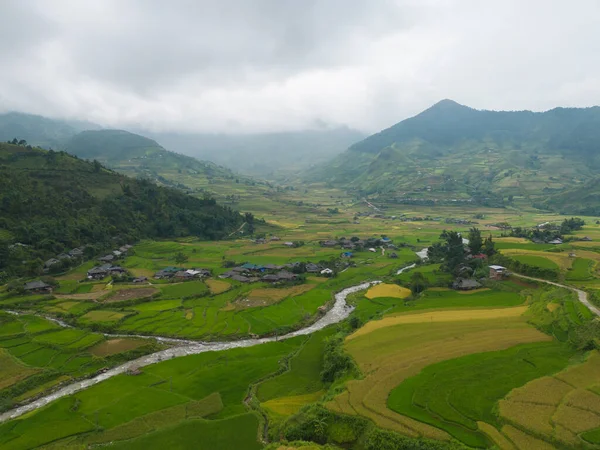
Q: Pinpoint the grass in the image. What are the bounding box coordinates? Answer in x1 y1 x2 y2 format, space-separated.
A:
262 391 325 416
79 310 126 323
387 342 575 447
159 281 209 298
89 338 148 357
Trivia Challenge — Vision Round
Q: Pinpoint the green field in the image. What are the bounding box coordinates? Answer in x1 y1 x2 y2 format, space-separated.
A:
387 342 575 447
566 258 595 281
511 254 559 270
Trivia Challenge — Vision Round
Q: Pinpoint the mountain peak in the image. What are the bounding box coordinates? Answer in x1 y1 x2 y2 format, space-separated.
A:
427 99 469 111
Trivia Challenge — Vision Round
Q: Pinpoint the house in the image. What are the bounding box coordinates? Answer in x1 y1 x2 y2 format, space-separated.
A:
472 253 487 260
548 238 563 245
133 276 148 283
321 240 338 247
112 250 123 257
270 236 281 241
569 252 577 258
241 263 265 272
390 252 398 259
154 267 183 279
581 236 593 242
98 254 115 263
381 237 392 243
174 271 194 280
264 264 284 271
108 266 126 275
69 248 84 258
231 274 251 283
44 258 61 269
489 265 508 280
24 280 53 294
452 278 482 291
342 243 354 250
306 263 320 273
262 274 280 283
87 267 108 279
254 238 267 244
283 242 295 248
368 248 377 253
57 253 72 261
341 252 353 258
320 268 333 276
219 271 237 279
276 271 297 281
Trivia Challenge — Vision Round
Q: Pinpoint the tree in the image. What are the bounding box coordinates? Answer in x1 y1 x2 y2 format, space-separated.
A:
409 271 427 295
467 227 483 254
483 235 496 257
244 212 255 234
92 160 102 173
174 252 188 265
440 230 465 274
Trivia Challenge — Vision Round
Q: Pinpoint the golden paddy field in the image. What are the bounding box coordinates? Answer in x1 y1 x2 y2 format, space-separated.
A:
327 307 549 440
365 283 411 299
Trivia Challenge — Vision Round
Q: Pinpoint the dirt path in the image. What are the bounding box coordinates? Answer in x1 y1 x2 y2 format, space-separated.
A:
513 274 600 317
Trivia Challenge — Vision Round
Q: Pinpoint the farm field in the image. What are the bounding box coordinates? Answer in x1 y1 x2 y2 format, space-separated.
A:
3 196 600 448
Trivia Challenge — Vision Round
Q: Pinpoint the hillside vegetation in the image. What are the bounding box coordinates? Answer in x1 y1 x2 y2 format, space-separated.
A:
311 100 600 211
0 143 242 278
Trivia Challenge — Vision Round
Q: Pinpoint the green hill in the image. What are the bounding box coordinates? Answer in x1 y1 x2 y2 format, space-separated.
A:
0 143 242 278
311 100 600 209
0 112 98 149
65 129 240 188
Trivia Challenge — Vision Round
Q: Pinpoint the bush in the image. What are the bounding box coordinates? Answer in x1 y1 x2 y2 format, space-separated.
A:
320 334 357 383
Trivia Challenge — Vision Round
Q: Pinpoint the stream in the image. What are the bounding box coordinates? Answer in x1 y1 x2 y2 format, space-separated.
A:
0 258 425 423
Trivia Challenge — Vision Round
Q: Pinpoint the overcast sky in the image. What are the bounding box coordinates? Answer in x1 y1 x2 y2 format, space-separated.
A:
0 0 599 133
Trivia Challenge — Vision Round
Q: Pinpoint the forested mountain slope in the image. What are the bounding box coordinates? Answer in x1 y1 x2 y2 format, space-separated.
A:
311 100 600 209
0 143 242 278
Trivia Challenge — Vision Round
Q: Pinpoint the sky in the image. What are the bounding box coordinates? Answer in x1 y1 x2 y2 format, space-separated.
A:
1 0 599 134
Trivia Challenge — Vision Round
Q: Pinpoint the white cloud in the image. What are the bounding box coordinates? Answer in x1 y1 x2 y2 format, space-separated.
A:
0 0 599 133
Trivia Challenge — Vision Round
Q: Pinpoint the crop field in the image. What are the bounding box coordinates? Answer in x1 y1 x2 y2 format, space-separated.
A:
205 279 231 294
387 342 575 447
89 338 148 356
566 258 595 281
365 283 411 299
495 351 600 448
327 311 550 440
510 254 559 270
500 249 572 270
79 310 127 323
389 287 524 313
105 287 159 302
0 339 304 449
0 349 39 390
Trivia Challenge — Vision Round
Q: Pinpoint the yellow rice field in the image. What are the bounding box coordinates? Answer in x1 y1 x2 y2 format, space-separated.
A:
262 391 324 416
326 315 549 440
477 422 516 450
497 350 600 447
365 283 411 299
346 306 529 341
205 279 231 294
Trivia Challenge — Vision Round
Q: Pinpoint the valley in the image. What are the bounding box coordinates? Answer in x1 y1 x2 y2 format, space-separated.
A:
1 104 600 450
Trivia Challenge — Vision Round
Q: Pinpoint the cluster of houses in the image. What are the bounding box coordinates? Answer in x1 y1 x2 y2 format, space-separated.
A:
86 245 133 280
154 267 211 280
23 280 54 294
219 262 333 283
43 246 87 271
253 236 299 248
452 265 508 291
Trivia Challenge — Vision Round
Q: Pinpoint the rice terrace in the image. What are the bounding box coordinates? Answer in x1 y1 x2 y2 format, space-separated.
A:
3 12 600 448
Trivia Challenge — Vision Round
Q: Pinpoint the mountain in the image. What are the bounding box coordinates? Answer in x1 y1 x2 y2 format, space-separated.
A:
64 129 246 190
143 127 365 179
311 100 600 209
0 112 99 149
0 142 242 278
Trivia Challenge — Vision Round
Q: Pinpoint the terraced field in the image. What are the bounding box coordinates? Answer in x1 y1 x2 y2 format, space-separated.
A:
327 304 550 441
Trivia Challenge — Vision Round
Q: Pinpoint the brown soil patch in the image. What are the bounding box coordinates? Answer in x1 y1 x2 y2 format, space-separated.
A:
205 279 231 294
54 291 106 301
104 287 158 302
89 338 147 357
228 284 316 310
